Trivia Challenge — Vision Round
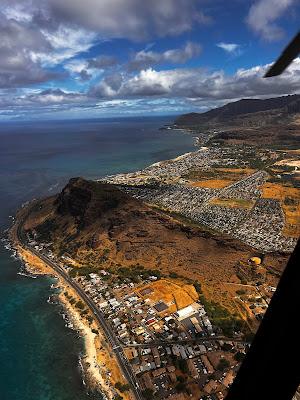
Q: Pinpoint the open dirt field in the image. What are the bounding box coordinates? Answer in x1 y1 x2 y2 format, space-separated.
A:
261 182 300 237
210 198 255 209
275 159 300 168
191 180 233 188
137 279 198 312
187 168 257 189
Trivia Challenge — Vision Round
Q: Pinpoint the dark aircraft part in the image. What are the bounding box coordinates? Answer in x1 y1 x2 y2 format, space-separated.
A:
225 239 300 400
227 32 300 399
265 31 300 77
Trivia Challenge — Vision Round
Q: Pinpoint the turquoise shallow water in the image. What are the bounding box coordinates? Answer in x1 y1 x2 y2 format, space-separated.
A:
0 116 195 400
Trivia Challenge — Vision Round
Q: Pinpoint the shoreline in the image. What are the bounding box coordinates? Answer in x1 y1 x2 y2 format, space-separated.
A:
5 233 132 400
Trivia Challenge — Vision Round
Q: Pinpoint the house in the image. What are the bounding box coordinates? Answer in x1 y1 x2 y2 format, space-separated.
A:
179 345 187 359
201 355 214 374
139 372 155 392
222 370 234 388
203 379 218 394
139 287 154 296
168 372 177 383
133 326 145 335
176 305 195 320
152 367 166 377
187 359 199 379
198 344 206 354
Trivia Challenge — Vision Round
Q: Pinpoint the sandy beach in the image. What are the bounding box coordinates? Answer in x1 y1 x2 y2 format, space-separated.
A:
12 244 133 400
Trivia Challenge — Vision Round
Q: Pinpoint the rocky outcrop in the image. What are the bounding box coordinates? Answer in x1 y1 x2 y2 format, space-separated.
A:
23 178 290 283
23 178 288 283
56 178 92 217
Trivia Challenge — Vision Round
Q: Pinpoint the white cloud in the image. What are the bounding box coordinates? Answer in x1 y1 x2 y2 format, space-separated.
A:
216 42 240 53
2 59 300 118
0 13 62 88
2 4 33 22
128 42 201 71
246 0 295 41
91 58 300 101
55 55 118 83
64 59 88 74
27 88 85 103
2 0 211 42
48 0 210 40
31 26 97 66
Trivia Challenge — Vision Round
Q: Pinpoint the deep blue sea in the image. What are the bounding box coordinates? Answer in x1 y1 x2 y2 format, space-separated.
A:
0 117 194 400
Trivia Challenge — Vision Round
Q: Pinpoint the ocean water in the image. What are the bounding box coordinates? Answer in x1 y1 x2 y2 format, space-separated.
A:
0 117 195 400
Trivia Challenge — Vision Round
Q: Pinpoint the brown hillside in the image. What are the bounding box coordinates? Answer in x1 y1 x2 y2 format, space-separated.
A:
23 178 288 284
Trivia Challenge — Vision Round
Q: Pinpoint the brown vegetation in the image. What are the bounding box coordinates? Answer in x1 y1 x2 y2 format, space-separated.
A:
191 180 233 188
261 182 300 237
210 198 255 209
22 178 290 315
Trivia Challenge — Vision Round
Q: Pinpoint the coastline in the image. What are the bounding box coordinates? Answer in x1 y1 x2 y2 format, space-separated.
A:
6 128 297 399
8 237 133 400
0 118 199 400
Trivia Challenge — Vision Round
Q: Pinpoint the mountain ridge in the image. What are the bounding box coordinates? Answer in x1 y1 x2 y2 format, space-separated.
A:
175 94 300 127
21 178 288 286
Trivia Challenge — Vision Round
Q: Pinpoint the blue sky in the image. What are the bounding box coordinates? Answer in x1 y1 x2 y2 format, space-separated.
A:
0 0 300 120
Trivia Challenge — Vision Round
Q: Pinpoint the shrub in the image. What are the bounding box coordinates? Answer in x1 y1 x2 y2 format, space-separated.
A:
115 382 130 392
76 301 84 310
141 388 154 400
234 352 245 362
194 282 202 294
217 358 230 371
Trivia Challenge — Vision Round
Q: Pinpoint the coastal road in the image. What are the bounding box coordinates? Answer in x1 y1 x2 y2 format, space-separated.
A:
16 207 144 400
123 336 247 348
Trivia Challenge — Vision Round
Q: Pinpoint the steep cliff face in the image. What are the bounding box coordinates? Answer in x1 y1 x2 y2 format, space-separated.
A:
54 177 130 226
56 178 92 217
24 178 287 283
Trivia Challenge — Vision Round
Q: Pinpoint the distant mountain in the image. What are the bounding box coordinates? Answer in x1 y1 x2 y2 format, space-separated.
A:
175 94 300 127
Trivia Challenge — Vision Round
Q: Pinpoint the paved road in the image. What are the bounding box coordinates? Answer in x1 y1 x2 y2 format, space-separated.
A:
14 204 246 400
16 207 143 400
124 336 246 348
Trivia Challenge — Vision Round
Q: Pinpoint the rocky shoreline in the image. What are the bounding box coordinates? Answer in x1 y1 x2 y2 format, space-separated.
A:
2 227 125 400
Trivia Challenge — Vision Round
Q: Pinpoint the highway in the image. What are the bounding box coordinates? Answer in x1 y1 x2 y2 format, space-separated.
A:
16 206 144 400
124 336 246 348
15 204 246 400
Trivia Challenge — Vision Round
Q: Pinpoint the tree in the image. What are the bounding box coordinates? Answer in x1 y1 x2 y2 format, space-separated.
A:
175 382 186 392
245 332 255 342
222 343 233 352
76 300 85 310
194 281 202 294
141 388 154 400
87 316 93 324
115 382 130 393
217 358 230 371
234 352 245 362
178 359 188 374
